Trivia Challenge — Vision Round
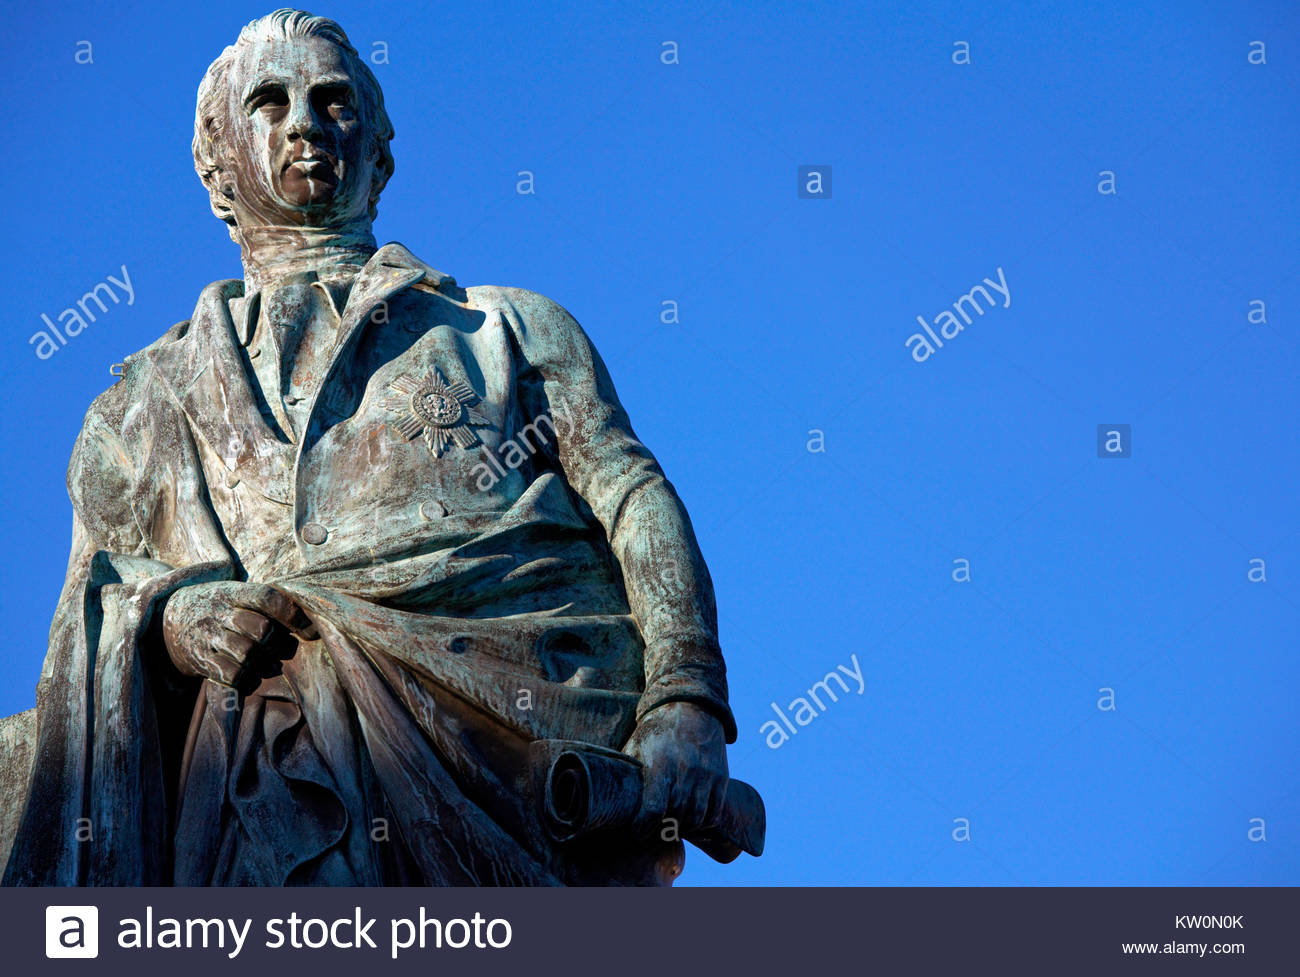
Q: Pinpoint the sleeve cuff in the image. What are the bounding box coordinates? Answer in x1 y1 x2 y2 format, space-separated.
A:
636 656 738 744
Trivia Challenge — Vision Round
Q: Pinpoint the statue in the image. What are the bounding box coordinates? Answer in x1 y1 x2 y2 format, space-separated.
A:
2 8 762 886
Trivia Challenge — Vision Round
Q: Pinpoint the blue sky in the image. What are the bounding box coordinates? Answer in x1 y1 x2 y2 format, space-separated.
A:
1 0 1296 884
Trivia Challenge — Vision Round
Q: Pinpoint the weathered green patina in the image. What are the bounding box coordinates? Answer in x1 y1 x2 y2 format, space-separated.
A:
3 8 762 886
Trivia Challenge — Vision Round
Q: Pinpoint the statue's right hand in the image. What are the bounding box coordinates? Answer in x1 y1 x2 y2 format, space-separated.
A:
161 581 315 686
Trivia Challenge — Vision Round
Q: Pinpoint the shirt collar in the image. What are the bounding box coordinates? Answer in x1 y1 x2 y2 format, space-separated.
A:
231 242 457 347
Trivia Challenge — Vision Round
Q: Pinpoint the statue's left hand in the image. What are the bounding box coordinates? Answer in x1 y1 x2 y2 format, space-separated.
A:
623 700 729 838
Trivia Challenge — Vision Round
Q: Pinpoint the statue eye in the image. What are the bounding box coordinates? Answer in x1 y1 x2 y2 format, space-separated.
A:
314 85 354 119
245 84 289 113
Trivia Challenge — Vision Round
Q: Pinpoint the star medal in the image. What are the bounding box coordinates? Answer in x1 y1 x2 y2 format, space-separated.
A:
381 366 491 457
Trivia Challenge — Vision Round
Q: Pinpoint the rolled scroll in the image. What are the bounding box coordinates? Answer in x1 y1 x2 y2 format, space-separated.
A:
530 739 766 864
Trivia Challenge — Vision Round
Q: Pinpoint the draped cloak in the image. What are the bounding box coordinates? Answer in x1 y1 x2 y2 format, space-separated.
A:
3 243 736 886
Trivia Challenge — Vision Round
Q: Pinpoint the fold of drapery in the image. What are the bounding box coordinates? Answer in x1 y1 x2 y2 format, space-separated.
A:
6 476 679 885
168 474 675 886
3 536 232 886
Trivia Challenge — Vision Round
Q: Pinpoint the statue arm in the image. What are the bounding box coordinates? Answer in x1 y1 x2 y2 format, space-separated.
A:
8 378 235 884
65 367 237 616
65 381 150 554
498 288 737 743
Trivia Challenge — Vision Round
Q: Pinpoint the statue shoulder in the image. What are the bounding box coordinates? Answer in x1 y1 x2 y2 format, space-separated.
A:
81 320 189 429
467 284 585 345
67 373 141 542
79 275 242 439
67 319 195 543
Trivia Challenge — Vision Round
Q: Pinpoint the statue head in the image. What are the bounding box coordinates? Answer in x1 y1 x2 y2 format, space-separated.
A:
193 9 395 241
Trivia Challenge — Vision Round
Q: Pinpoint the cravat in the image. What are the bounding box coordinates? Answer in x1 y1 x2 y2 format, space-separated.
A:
258 273 343 438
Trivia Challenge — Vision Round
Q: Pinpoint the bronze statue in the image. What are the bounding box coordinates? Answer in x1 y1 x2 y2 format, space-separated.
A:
3 8 761 886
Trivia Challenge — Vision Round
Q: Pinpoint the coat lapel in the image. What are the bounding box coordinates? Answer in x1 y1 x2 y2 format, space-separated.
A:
145 280 295 504
143 244 455 511
293 243 455 468
324 242 455 373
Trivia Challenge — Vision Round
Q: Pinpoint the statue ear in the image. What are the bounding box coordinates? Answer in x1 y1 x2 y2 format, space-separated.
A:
368 147 391 213
207 168 237 227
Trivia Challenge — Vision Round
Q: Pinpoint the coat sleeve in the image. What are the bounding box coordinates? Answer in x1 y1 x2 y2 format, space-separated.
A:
4 368 234 885
495 288 737 743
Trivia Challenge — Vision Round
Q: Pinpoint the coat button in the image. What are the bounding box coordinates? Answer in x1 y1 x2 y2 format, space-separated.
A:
223 470 240 488
420 500 449 520
301 522 328 545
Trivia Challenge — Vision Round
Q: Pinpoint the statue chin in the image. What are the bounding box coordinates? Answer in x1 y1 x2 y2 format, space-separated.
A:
241 191 351 232
230 170 353 229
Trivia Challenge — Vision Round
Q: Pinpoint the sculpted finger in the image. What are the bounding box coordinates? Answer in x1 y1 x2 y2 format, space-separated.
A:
217 632 257 670
662 764 689 816
675 769 712 830
691 770 728 831
701 777 727 830
213 658 242 687
293 616 321 641
227 608 272 644
168 619 228 679
193 646 241 687
238 586 298 626
244 586 317 638
635 768 670 837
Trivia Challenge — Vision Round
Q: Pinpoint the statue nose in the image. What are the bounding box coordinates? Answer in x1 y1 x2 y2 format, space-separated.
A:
285 99 323 142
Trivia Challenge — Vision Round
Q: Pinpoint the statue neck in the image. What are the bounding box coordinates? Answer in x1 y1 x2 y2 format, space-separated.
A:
236 220 377 293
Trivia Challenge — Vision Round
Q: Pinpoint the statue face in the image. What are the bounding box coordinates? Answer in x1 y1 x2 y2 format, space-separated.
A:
224 33 376 227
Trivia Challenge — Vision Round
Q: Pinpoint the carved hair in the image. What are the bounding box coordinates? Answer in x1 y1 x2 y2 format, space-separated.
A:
192 8 395 235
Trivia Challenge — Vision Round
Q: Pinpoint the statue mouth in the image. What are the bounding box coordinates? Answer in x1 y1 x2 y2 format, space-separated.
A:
280 157 340 202
285 158 337 183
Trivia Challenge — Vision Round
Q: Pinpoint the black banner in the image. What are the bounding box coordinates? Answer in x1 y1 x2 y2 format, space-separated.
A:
4 886 1291 974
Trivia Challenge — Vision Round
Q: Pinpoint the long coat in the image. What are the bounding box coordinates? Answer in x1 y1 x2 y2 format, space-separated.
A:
3 243 735 886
